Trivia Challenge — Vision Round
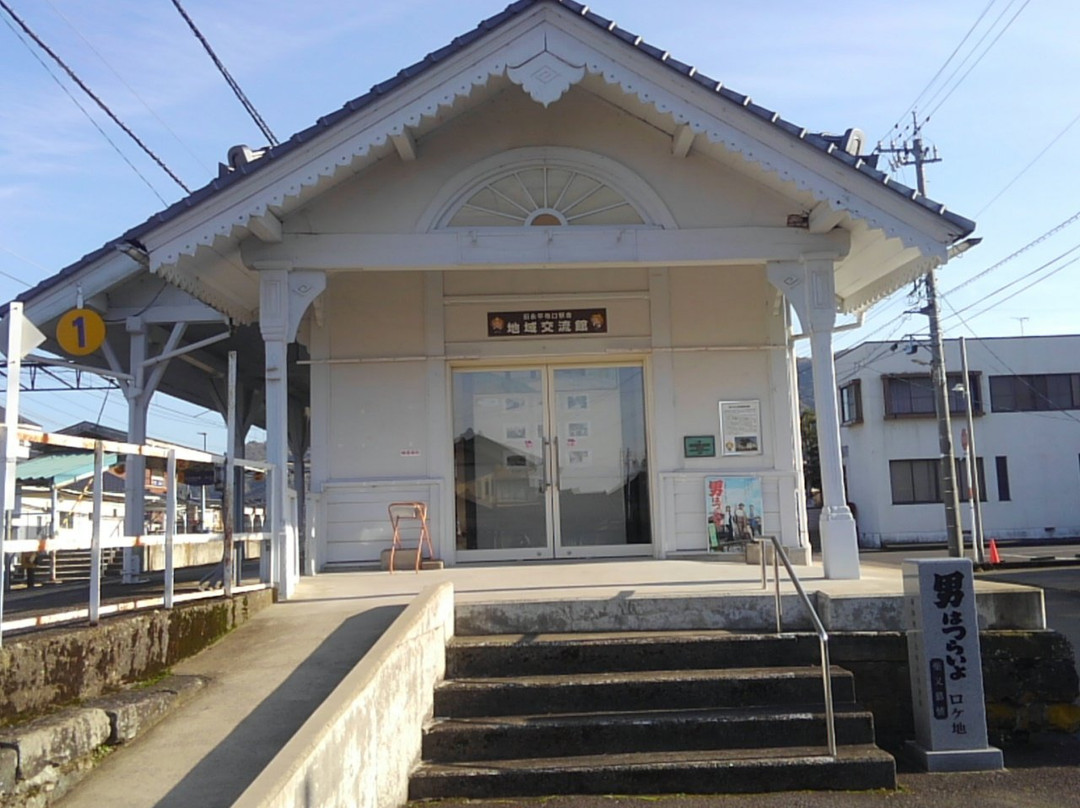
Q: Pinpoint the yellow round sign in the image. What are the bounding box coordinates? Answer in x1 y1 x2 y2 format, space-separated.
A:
56 308 106 356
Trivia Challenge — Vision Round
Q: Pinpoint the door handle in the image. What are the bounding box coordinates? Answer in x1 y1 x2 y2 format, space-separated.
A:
553 436 561 491
540 437 551 492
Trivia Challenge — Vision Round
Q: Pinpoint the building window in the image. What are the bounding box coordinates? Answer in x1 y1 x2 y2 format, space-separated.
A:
890 457 985 504
839 380 862 425
996 456 1011 501
882 373 981 418
990 373 1080 412
890 459 940 504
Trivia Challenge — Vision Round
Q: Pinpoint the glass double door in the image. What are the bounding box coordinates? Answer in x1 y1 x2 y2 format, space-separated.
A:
452 364 651 560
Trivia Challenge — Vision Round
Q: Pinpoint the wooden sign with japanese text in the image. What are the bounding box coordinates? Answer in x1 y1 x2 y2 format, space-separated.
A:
487 309 607 338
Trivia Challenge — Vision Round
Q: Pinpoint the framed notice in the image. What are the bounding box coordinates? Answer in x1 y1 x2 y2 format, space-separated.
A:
719 400 762 456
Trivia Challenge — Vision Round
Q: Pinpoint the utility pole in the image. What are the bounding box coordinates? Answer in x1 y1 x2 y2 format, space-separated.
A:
879 114 963 557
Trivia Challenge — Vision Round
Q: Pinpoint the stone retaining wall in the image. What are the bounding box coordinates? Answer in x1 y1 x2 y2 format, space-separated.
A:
0 589 274 723
831 630 1080 750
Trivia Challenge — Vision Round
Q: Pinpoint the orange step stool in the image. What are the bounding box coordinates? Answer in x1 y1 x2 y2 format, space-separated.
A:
387 501 436 573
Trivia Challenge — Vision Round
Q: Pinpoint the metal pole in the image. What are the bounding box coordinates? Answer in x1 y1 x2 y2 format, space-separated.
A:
49 485 59 583
960 337 986 563
0 303 26 644
198 431 207 532
165 449 176 608
224 352 236 596
89 441 103 625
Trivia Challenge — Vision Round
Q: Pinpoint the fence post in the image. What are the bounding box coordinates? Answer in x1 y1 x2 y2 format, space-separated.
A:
224 352 236 596
89 441 103 625
165 449 176 609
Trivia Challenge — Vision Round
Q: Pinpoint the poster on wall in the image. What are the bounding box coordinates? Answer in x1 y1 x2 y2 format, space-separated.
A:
718 400 762 456
705 476 764 552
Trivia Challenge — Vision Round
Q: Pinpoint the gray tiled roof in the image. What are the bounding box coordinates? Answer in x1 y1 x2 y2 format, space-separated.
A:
10 0 974 313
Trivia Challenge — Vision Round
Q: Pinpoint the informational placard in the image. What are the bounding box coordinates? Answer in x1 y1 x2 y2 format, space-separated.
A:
718 400 762 456
487 309 607 338
705 476 763 551
903 558 1003 772
683 435 715 458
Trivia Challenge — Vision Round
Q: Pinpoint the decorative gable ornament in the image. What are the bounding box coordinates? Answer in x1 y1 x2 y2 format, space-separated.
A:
507 48 586 107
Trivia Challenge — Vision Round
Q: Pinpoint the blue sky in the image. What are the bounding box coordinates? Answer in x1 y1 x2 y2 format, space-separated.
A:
1 0 1077 448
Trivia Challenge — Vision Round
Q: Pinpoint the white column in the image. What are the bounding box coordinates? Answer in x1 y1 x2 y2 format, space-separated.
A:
258 268 325 600
767 259 860 579
123 318 148 582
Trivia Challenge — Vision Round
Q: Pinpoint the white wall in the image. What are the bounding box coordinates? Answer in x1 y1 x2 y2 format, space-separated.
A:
298 86 805 567
838 335 1080 545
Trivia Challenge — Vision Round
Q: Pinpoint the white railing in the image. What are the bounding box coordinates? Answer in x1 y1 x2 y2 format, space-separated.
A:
0 427 276 643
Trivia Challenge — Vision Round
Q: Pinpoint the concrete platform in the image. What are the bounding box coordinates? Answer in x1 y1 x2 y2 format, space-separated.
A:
52 556 1045 808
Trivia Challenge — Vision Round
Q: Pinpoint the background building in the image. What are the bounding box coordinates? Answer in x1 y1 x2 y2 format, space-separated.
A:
836 334 1080 547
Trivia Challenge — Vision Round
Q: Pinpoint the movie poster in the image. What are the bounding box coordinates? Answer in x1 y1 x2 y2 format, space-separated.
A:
705 476 764 551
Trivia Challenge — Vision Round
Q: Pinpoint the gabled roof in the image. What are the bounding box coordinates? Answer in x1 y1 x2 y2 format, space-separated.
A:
9 0 974 320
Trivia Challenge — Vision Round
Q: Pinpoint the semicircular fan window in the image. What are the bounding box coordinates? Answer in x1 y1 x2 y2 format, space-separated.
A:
445 167 644 228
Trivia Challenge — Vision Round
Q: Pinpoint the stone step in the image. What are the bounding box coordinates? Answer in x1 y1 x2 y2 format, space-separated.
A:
446 631 826 678
433 666 854 718
423 705 877 762
408 744 897 799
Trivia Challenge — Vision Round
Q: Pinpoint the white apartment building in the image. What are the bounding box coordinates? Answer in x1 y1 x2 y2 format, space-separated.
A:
836 334 1080 547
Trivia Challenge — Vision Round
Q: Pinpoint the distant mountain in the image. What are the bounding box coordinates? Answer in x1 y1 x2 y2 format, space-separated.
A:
797 357 814 411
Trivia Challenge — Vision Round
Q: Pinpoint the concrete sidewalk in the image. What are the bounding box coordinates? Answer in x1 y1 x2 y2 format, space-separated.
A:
52 557 1038 808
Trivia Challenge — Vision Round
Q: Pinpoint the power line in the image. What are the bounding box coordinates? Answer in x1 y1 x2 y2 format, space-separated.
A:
922 0 1031 123
0 13 170 206
945 209 1080 295
42 0 214 176
0 0 191 194
877 0 998 146
170 0 279 147
942 299 1080 427
943 245 1080 325
974 108 1080 218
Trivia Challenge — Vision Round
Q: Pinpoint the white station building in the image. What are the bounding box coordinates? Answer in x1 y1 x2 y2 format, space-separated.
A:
5 0 976 595
836 335 1080 547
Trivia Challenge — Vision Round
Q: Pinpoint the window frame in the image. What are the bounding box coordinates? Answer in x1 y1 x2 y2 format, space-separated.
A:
839 379 862 425
882 373 982 418
990 373 1080 413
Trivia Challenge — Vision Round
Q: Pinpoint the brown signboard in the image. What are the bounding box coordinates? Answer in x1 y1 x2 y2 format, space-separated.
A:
487 309 607 338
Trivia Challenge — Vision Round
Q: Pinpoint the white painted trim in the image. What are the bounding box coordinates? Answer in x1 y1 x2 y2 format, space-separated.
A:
142 5 959 289
242 227 850 271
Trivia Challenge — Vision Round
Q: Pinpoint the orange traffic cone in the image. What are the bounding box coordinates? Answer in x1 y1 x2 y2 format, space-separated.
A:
988 539 1001 565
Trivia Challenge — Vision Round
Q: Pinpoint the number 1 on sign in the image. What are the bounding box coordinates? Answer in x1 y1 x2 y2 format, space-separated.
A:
56 308 105 356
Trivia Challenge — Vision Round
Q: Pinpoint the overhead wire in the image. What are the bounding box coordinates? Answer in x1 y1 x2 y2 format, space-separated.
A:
42 0 214 176
974 108 1080 218
0 12 170 206
169 0 279 147
942 298 1080 427
0 0 190 194
922 0 1031 123
876 0 998 146
942 246 1080 325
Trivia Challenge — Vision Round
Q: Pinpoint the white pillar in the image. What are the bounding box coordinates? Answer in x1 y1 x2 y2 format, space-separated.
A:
767 259 860 579
123 319 148 582
257 269 325 600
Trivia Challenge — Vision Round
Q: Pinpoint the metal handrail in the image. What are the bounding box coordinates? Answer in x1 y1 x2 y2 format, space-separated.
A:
758 536 837 758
